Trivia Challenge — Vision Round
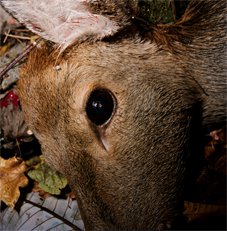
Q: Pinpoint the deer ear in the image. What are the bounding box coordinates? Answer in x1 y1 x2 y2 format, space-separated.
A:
1 0 120 49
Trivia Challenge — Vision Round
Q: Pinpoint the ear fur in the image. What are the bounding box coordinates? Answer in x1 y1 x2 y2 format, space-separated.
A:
1 0 121 50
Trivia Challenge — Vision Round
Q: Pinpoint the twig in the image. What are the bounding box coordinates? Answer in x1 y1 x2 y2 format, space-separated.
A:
0 37 42 83
4 32 37 41
3 29 11 44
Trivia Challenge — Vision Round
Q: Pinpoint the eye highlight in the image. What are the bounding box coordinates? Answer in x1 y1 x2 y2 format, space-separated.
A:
86 89 115 126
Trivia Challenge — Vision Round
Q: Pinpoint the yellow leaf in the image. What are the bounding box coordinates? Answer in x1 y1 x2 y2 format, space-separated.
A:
0 44 11 57
0 157 29 209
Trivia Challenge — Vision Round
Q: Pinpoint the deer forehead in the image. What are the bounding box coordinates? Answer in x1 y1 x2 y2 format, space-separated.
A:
21 39 160 94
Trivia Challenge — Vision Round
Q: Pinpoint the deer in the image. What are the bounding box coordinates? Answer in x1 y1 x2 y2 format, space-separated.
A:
1 0 226 230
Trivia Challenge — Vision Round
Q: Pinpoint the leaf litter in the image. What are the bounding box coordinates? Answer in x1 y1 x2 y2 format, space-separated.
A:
27 157 68 195
0 156 28 209
0 6 82 230
0 2 226 230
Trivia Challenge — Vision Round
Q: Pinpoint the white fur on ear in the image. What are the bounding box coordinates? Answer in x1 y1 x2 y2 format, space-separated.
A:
1 0 120 50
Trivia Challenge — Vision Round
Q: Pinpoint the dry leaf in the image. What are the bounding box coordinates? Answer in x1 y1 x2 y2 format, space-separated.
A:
204 127 226 175
32 181 51 199
0 156 29 209
184 201 226 222
67 191 76 200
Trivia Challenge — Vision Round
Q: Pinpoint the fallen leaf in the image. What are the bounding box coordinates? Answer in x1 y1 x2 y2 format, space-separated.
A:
0 44 12 56
0 192 84 231
25 155 42 167
28 162 67 195
184 201 226 222
204 127 226 174
32 181 51 199
0 156 29 209
67 191 76 200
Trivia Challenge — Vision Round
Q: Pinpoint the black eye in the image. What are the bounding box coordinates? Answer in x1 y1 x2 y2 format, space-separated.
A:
86 89 115 126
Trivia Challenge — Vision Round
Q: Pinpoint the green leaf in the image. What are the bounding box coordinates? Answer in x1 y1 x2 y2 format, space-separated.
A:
28 162 68 195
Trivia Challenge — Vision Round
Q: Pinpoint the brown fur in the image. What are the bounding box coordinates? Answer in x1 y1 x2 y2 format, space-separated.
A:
18 0 226 230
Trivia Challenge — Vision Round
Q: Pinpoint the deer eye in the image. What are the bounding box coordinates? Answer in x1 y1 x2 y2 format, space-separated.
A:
86 89 115 126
